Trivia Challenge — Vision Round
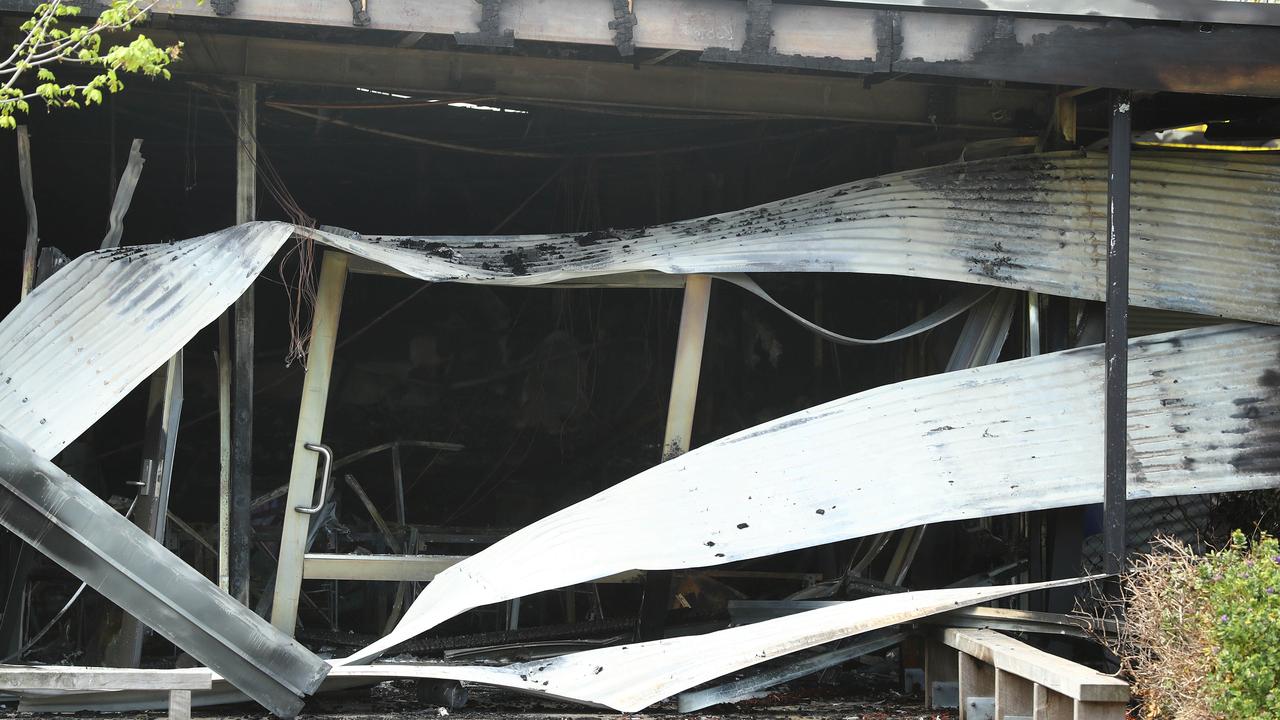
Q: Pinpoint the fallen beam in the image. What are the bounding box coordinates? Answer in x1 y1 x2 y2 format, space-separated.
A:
0 426 328 717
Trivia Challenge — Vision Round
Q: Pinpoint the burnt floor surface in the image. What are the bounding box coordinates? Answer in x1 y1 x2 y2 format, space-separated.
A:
0 683 954 720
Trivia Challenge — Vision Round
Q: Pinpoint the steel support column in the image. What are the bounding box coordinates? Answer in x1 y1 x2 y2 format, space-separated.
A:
271 251 350 634
638 275 711 641
1103 91 1131 576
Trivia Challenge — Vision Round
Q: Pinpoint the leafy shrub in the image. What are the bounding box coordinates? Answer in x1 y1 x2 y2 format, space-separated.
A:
1093 531 1280 719
1199 531 1280 719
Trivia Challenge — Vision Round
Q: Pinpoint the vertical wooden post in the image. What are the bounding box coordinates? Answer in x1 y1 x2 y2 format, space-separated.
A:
660 275 712 461
107 353 184 667
167 689 192 720
638 274 712 641
995 669 1033 719
1032 684 1073 719
223 80 258 605
924 638 959 708
271 251 349 634
1103 90 1131 577
16 126 38 300
959 652 995 720
217 320 232 594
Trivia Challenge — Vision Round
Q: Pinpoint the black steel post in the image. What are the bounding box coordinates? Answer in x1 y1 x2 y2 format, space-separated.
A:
1103 90 1131 576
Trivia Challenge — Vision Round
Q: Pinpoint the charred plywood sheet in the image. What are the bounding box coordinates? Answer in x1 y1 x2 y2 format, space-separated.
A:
307 151 1280 324
349 323 1280 662
20 578 1087 713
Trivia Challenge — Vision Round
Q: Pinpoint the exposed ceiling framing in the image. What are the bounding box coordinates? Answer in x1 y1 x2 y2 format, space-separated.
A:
147 30 1048 129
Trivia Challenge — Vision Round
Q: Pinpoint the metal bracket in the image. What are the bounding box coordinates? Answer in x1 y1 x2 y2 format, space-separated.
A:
295 443 333 515
350 0 371 27
455 0 515 48
210 0 236 16
609 0 638 56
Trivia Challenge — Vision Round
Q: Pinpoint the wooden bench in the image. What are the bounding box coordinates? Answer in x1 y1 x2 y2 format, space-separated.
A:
0 665 212 720
925 628 1130 720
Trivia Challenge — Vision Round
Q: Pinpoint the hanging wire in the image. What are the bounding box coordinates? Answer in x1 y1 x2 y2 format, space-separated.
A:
201 83 320 368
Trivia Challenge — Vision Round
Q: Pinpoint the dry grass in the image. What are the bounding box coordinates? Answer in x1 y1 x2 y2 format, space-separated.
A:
1083 535 1216 720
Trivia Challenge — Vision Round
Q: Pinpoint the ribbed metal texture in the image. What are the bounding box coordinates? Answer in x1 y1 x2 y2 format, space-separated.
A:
0 222 293 459
308 150 1280 323
351 323 1280 662
5 152 1274 460
20 578 1086 713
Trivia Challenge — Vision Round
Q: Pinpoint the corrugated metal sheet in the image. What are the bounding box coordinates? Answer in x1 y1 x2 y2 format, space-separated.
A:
19 577 1087 713
306 150 1280 323
5 151 1275 459
349 322 1280 662
0 222 293 459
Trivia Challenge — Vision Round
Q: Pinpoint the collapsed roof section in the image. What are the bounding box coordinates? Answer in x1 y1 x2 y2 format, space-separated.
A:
1 149 1278 712
8 150 1277 464
306 151 1280 320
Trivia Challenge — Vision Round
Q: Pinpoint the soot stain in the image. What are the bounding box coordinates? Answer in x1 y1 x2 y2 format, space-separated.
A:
1229 357 1280 475
501 249 530 276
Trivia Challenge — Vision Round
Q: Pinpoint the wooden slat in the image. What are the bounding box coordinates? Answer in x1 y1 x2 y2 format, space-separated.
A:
942 629 1129 703
302 553 465 581
0 666 212 691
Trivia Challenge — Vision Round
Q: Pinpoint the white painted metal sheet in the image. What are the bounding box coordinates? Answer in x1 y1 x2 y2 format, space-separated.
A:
0 222 294 459
348 322 1280 662
19 578 1088 713
9 151 1276 462
306 151 1280 324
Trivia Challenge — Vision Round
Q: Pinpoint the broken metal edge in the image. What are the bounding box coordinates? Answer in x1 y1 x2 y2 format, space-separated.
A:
20 578 1092 713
